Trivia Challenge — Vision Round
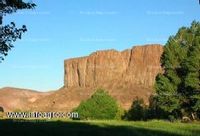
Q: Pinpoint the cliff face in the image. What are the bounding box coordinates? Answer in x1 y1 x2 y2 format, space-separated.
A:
64 44 163 89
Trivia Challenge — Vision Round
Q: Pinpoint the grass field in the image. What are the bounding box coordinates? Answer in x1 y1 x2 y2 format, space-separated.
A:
0 119 200 136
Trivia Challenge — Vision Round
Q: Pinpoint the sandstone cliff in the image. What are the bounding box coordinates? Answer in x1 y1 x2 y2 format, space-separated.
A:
64 44 163 89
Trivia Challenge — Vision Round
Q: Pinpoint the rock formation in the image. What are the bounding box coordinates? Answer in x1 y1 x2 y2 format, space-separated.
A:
0 44 163 112
64 44 163 89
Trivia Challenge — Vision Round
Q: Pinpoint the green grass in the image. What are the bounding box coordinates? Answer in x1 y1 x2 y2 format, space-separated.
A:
0 119 200 136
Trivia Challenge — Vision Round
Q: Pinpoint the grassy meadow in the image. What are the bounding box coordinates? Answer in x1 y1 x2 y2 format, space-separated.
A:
0 119 200 136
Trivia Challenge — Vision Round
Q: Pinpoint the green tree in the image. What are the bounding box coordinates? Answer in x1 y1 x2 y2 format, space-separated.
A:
74 89 119 120
0 106 4 112
0 0 36 62
182 29 200 119
124 98 147 121
146 95 168 119
155 21 200 120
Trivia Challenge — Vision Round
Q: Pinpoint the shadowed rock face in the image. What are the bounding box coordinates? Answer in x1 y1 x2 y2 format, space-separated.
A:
0 44 163 112
64 44 163 88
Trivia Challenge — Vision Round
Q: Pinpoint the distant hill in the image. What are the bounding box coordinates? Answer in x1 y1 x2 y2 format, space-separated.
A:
0 87 52 111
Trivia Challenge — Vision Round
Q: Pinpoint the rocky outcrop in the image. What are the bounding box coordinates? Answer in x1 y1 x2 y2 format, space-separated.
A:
0 44 164 112
64 44 163 89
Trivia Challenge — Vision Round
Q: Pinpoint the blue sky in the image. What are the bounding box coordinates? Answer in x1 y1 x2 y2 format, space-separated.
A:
0 0 200 92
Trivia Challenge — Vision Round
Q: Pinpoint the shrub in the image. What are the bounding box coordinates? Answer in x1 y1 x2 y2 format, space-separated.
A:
0 106 4 112
146 95 169 120
123 98 147 121
114 105 125 120
73 89 119 120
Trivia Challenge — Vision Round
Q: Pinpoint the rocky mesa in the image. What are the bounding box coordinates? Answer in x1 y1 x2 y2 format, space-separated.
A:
0 44 163 112
57 44 163 110
64 44 163 89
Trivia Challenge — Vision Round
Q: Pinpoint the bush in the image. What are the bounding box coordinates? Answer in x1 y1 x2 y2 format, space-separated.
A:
73 89 120 120
0 106 4 112
114 105 125 120
146 95 169 120
123 98 147 121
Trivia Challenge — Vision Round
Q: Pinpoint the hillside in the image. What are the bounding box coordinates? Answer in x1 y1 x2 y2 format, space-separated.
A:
0 87 52 111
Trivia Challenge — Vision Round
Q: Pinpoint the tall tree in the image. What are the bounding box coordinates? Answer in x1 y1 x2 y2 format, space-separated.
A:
0 0 36 62
182 23 200 119
155 21 200 119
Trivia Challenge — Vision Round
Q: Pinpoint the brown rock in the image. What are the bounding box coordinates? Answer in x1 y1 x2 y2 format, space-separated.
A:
64 44 163 88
